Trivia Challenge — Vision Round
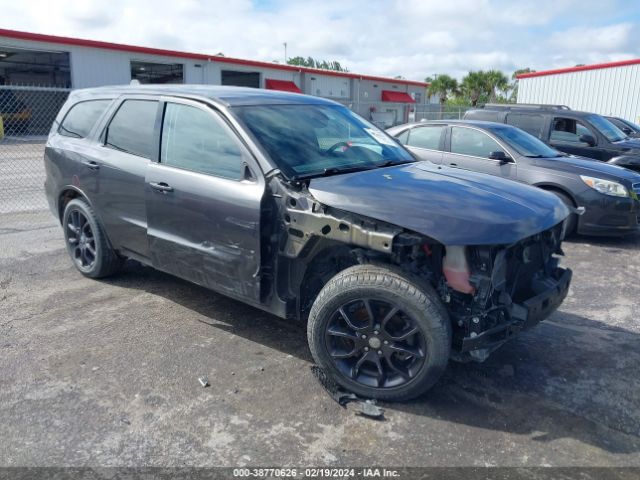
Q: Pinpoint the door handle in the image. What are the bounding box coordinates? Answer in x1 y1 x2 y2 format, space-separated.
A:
82 160 100 170
149 182 174 193
449 163 458 167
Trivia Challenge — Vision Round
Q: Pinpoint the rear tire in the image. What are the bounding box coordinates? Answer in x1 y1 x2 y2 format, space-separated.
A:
307 264 451 401
62 198 122 278
552 191 577 236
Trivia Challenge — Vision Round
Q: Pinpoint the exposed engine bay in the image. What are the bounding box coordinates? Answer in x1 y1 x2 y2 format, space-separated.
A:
266 176 572 362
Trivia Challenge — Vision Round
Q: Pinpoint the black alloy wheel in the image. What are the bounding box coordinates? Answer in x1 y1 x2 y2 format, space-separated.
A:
325 298 427 389
66 208 97 270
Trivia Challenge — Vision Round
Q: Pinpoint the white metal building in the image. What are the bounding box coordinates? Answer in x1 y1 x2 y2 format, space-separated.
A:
517 59 640 123
0 28 430 126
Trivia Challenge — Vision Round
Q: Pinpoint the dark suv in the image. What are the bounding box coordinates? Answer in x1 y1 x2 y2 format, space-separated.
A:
464 104 640 173
45 85 571 400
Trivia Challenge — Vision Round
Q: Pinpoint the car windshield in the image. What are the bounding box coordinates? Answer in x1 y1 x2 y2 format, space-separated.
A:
233 104 414 179
490 125 562 158
588 114 627 142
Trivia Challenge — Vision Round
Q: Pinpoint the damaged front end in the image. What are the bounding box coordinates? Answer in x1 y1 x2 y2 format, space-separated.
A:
438 224 571 362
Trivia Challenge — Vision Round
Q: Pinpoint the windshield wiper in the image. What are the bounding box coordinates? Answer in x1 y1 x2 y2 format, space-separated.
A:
321 165 376 176
378 159 414 167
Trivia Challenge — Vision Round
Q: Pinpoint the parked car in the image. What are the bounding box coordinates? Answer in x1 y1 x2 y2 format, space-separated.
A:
387 120 640 237
463 104 640 173
605 116 640 138
45 85 572 400
0 89 32 135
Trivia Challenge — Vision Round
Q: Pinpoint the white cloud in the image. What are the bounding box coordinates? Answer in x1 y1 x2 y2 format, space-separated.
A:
1 0 638 81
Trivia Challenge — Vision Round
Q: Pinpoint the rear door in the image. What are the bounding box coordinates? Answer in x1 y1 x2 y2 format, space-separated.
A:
90 97 159 260
444 126 517 179
399 124 446 164
145 97 265 302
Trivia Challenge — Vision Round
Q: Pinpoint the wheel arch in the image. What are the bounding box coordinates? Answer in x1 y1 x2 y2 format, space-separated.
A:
57 186 92 223
533 183 578 207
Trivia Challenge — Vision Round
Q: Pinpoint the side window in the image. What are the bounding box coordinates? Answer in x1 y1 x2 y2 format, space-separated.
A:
58 100 112 138
407 125 445 150
396 129 410 145
105 100 158 158
450 127 501 158
160 103 243 180
550 117 592 145
506 113 544 138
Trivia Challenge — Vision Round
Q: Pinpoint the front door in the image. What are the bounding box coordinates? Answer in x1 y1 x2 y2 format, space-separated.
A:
145 98 264 302
549 116 608 160
445 126 516 179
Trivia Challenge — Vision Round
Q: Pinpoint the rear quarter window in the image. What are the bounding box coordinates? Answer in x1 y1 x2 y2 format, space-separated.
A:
58 100 112 138
506 113 545 138
463 110 500 122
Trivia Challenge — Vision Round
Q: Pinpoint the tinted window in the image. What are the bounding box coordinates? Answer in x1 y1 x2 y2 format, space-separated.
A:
450 127 501 158
407 126 444 150
59 100 111 138
550 117 593 145
160 103 243 180
105 100 158 158
506 113 544 137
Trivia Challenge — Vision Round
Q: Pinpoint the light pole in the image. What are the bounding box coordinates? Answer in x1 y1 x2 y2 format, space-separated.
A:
283 42 287 63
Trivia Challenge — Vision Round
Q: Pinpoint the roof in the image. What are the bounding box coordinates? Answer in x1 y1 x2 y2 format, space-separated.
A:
0 28 428 88
68 84 340 107
517 58 640 79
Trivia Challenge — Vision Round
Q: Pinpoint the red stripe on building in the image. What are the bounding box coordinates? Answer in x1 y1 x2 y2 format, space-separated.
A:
0 28 428 88
517 59 640 79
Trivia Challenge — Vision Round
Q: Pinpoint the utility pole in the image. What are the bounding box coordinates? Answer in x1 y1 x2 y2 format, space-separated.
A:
283 42 287 64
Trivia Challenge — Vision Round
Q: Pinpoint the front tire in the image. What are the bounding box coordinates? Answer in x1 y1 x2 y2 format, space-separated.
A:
307 264 451 401
62 198 122 278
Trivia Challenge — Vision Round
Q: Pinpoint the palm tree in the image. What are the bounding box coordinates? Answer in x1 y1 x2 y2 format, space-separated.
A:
485 70 509 103
427 74 459 112
460 71 486 106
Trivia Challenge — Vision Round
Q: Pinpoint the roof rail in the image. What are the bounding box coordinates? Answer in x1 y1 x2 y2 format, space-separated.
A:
482 103 571 111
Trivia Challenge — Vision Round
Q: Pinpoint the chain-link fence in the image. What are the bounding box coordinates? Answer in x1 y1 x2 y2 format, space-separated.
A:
414 105 473 121
0 85 70 231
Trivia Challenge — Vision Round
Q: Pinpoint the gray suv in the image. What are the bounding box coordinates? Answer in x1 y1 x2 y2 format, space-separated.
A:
45 85 572 400
387 120 640 237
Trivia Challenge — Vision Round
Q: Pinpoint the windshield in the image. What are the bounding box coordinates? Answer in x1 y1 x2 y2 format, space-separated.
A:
233 104 414 179
490 125 562 158
588 114 627 142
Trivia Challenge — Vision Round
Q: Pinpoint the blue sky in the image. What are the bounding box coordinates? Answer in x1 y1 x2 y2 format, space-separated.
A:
2 0 640 81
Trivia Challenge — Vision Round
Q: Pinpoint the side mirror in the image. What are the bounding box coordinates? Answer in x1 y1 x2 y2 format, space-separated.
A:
489 150 512 163
579 134 596 147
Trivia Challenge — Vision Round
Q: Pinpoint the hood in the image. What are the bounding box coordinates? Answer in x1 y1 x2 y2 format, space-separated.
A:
535 155 640 183
308 162 569 246
614 138 640 152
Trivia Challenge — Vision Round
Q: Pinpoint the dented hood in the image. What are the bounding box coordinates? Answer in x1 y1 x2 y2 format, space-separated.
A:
308 162 569 245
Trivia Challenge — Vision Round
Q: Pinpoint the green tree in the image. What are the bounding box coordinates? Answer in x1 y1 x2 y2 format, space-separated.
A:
286 56 349 72
485 69 509 103
427 74 459 111
460 71 486 106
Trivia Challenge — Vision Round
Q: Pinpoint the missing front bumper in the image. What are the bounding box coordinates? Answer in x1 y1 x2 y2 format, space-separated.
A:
459 267 572 356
